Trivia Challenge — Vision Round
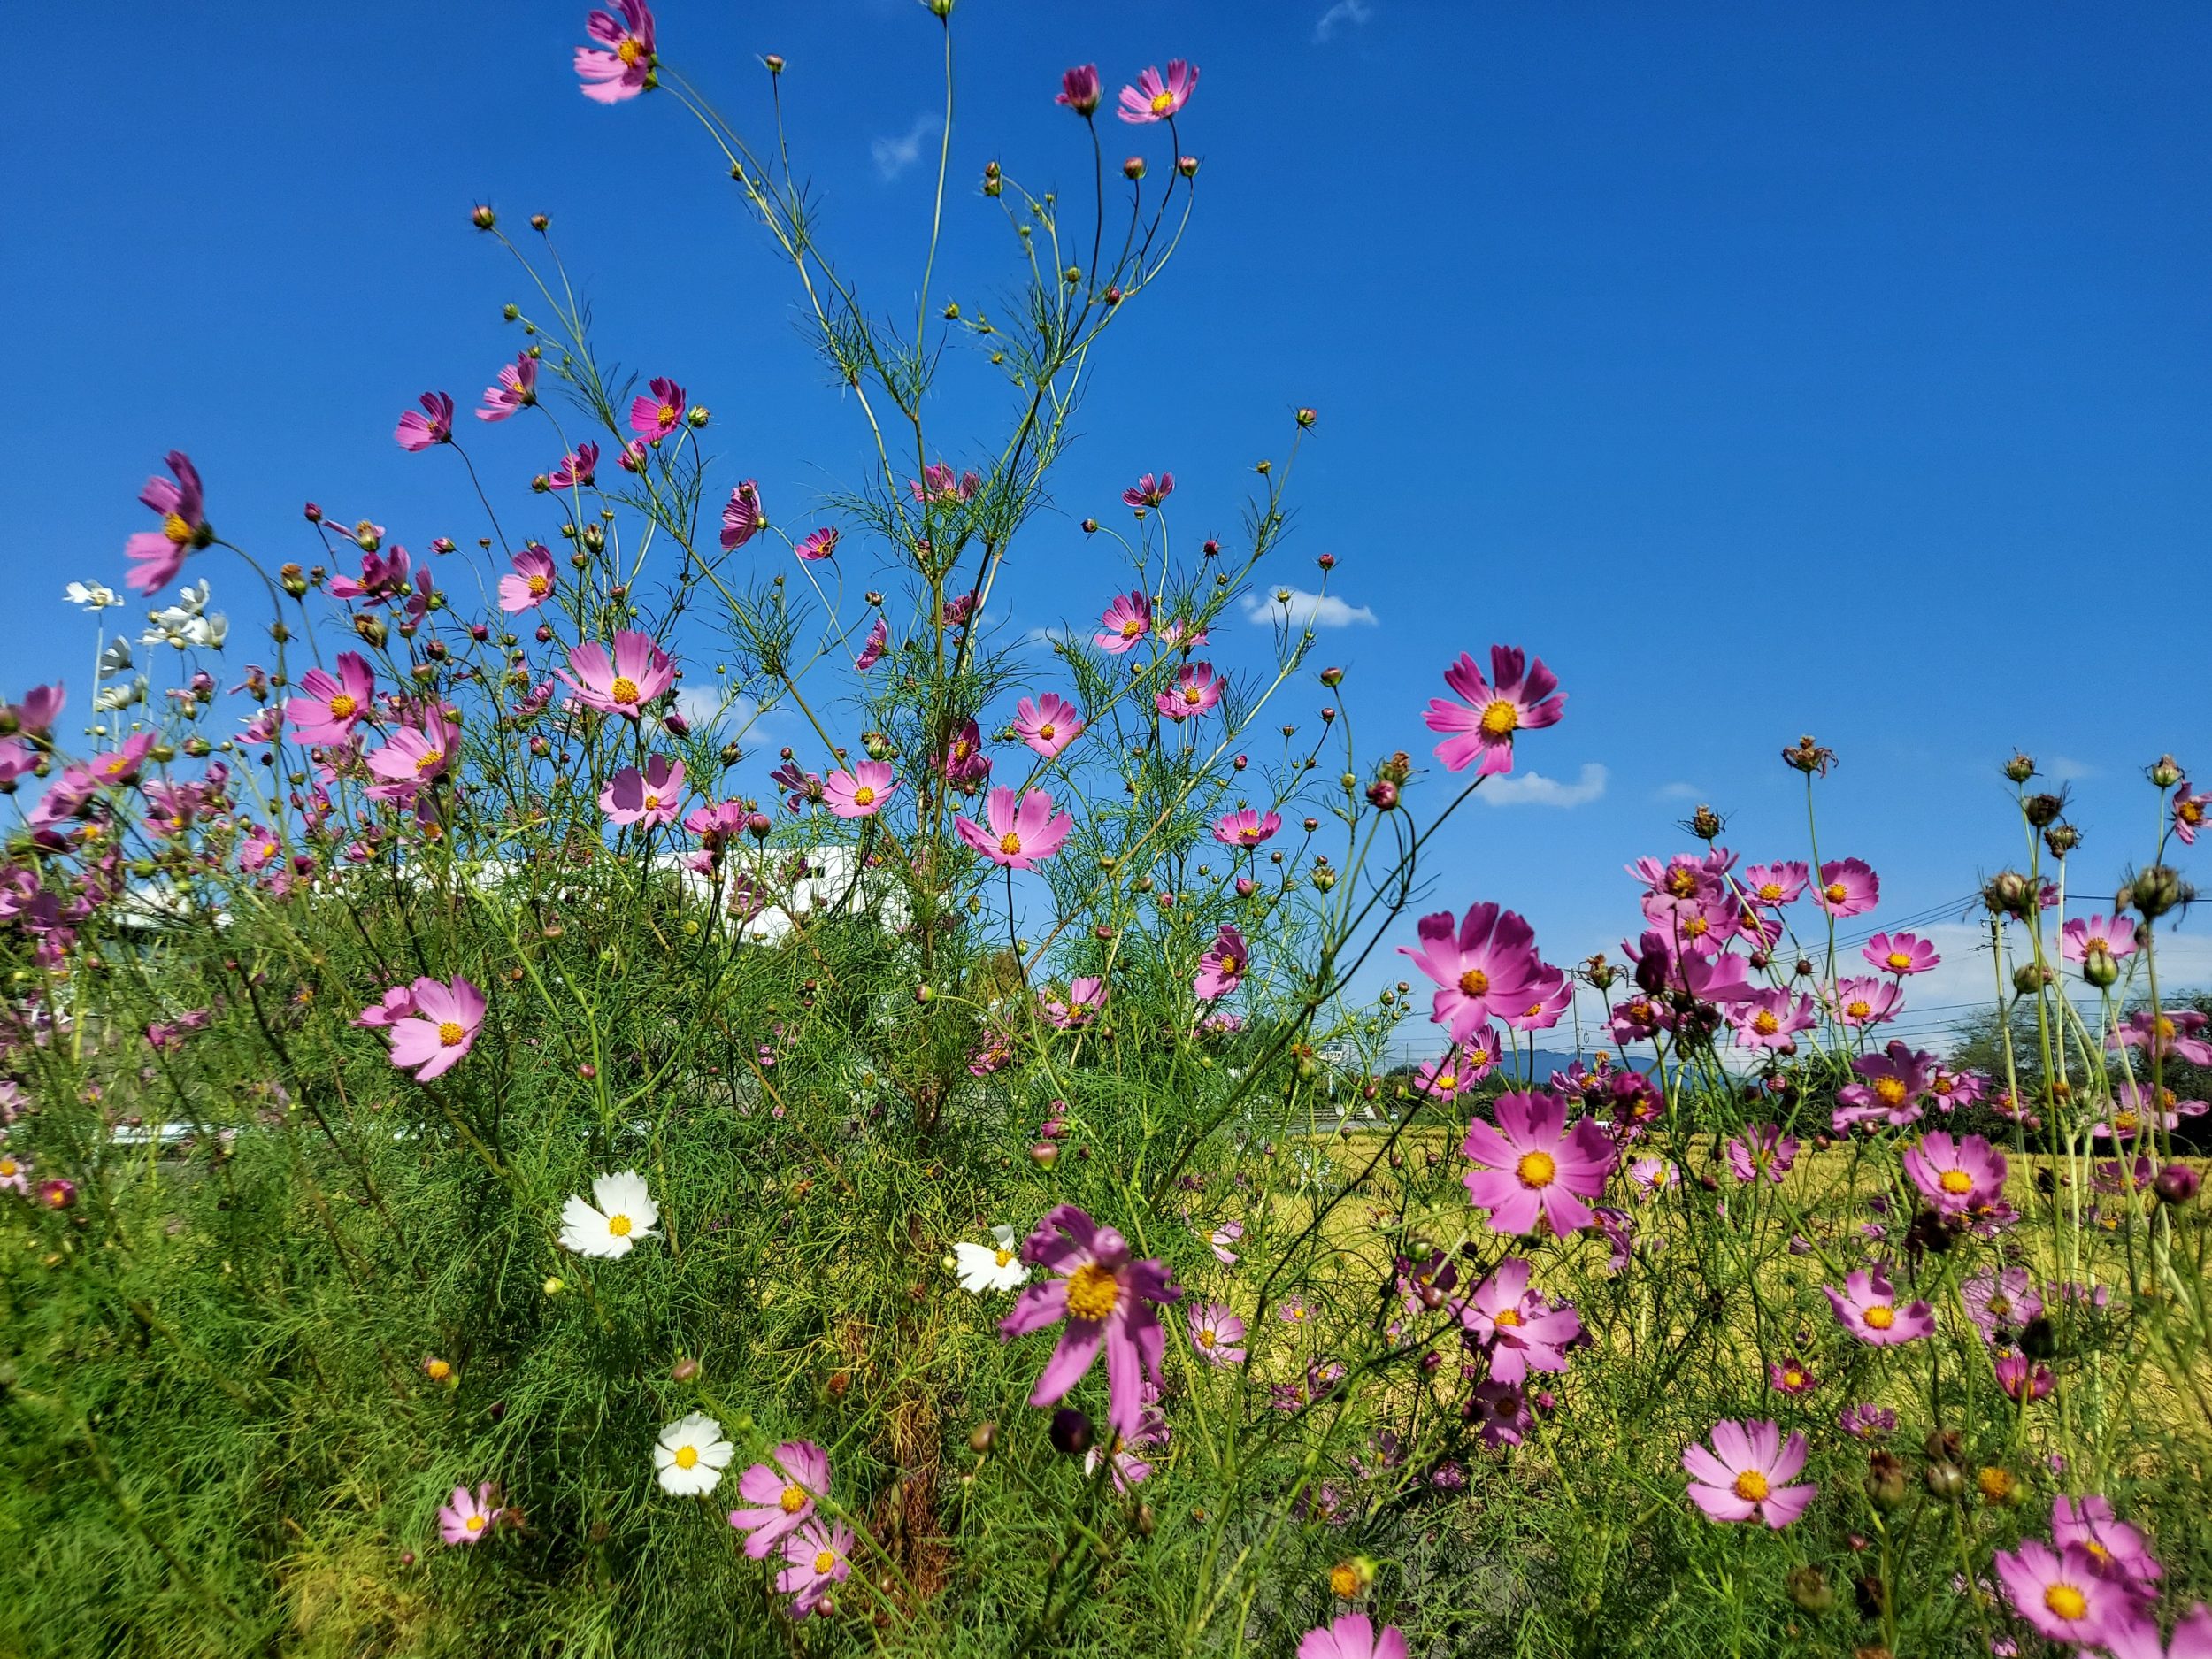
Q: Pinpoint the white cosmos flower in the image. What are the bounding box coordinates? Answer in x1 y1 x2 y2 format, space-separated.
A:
174 580 211 616
187 613 228 650
98 639 133 677
65 581 121 611
558 1169 660 1258
94 679 145 712
652 1411 733 1496
951 1224 1029 1294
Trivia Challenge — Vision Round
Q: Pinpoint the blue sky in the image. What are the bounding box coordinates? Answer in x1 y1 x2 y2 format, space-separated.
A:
4 0 2208 1031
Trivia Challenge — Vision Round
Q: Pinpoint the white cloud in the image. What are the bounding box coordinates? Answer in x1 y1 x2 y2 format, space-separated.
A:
1314 0 1373 42
1023 625 1074 649
1480 762 1609 809
2046 756 2097 782
872 112 942 180
1240 588 1378 630
1655 781 1702 802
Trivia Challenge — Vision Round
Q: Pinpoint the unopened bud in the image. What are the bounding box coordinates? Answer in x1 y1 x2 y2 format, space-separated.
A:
2149 754 2184 788
2155 1163 2201 1205
471 204 496 230
2002 751 2037 783
1122 157 1146 181
671 1356 700 1383
1786 1565 1834 1613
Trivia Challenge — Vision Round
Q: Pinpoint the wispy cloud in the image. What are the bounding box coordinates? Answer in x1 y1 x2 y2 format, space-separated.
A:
2046 756 2097 782
1655 781 1702 802
1313 0 1374 42
872 111 942 181
1023 624 1075 649
1240 588 1378 630
1481 763 1609 809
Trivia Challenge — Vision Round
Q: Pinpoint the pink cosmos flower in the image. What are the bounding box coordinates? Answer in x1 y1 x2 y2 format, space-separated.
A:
727 1441 830 1560
1121 472 1173 509
1828 975 1903 1030
395 391 456 452
1194 925 1248 1001
1726 1125 1799 1184
1014 693 1085 759
1400 902 1556 1043
477 354 537 421
2176 782 2209 846
0 1150 27 1194
2054 1494 2163 1599
1838 1402 1895 1440
437 1482 504 1546
910 462 980 505
499 545 558 613
1461 1091 1617 1236
1094 590 1153 654
1118 59 1199 124
365 710 457 803
1740 861 1808 906
549 442 599 488
1996 1350 2055 1403
599 755 685 828
1833 1041 1936 1131
576 1 657 104
793 526 838 562
629 375 686 442
1927 1067 1986 1114
354 986 418 1029
955 787 1073 871
2102 1606 2212 1659
1863 930 1938 976
7 682 64 735
775 1519 854 1618
383 976 486 1082
1962 1266 2044 1343
998 1203 1182 1440
1994 1539 2127 1647
1056 65 1102 116
1823 1268 1933 1345
2109 1009 2212 1068
1683 1420 1816 1528
1205 1219 1242 1266
1813 857 1879 918
1768 1356 1819 1394
557 631 675 720
1156 661 1222 722
288 653 375 747
855 616 889 672
1902 1132 2007 1216
1297 1615 1406 1659
823 760 898 819
125 451 211 595
1424 646 1564 777
1415 1036 1497 1100
1044 976 1106 1029
1212 807 1279 849
1460 1256 1582 1383
1187 1302 1246 1364
720 480 764 549
1728 987 1816 1052
2062 912 2138 974
940 718 991 791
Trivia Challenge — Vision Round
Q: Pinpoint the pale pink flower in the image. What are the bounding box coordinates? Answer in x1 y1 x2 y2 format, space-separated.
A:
1726 1125 1799 1184
1186 1302 1246 1365
576 1 657 104
726 1441 830 1561
2053 1494 2163 1599
6 682 64 735
437 1482 504 1546
476 353 537 420
2176 782 2209 846
2062 913 2138 973
1683 1419 1816 1528
599 755 686 828
1863 930 1938 976
1212 807 1279 849
1414 1036 1498 1100
557 631 675 720
1094 590 1153 654
1156 661 1222 722
1994 1539 2128 1647
1424 646 1564 777
383 976 486 1082
1828 975 1903 1029
2101 1605 2212 1659
1296 1614 1406 1659
365 710 458 803
498 545 558 613
775 1519 854 1618
1823 1268 1933 1345
1460 1256 1581 1382
823 761 898 819
1014 693 1084 759
1118 59 1199 124
288 653 375 747
956 787 1072 871
124 451 211 596
395 391 456 451
1901 1132 2007 1216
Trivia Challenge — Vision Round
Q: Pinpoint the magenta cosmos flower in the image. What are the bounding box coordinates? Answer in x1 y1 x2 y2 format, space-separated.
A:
1400 902 1557 1043
382 975 486 1082
1902 1132 2007 1216
1186 1302 1246 1365
1995 1539 2129 1647
437 1482 504 1546
2110 1009 2212 1067
1056 64 1101 116
7 682 63 734
499 544 557 614
1194 925 1248 1002
1823 1268 1933 1345
124 451 211 596
365 710 458 803
855 615 889 672
576 0 657 104
956 787 1073 871
999 1204 1182 1440
395 391 456 452
1833 1041 1936 1130
2054 1494 2164 1598
726 1440 830 1560
629 375 686 442
776 1519 854 1619
1122 472 1173 508
1424 646 1564 777
1828 975 1902 1030
1996 1350 2055 1403
1014 692 1084 759
1683 1419 1816 1528
1863 930 1938 976
823 760 898 819
1740 860 1808 906
1461 1256 1582 1384
795 526 838 561
1118 59 1199 124
558 631 675 720
720 480 764 549
477 353 537 421
1094 590 1152 653
2102 1606 2212 1659
1212 807 1279 849
1156 661 1222 722
549 442 598 488
1297 1616 1405 1659
1726 1125 1799 1184
1416 1034 1499 1099
598 755 685 828
288 652 374 747
1045 976 1106 1029
1813 857 1879 918
1728 987 1816 1052
2062 912 2138 972
1462 1091 1616 1236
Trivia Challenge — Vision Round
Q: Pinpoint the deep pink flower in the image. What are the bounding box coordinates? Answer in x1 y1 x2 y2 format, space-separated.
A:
1728 987 1816 1052
329 543 411 605
2054 1494 2163 1598
1460 1257 1581 1383
1212 807 1279 849
1461 1091 1616 1236
822 760 897 819
910 462 980 505
1767 1356 1819 1394
1834 1041 1937 1130
576 0 657 104
1187 1301 1246 1364
2176 782 2209 846
999 1204 1182 1440
477 353 537 421
1828 974 1903 1030
557 631 675 720
793 526 838 562
1995 1350 2055 1403
855 616 889 672
1813 857 1878 918
1297 1615 1406 1659
775 1519 854 1618
720 480 764 549
1194 926 1248 1001
1994 1539 2127 1646
1118 59 1199 124
1400 902 1555 1043
1156 661 1222 722
1415 1035 1498 1100
1425 646 1564 777
395 391 456 451
630 375 687 442
1927 1066 1987 1114
1863 930 1938 976
727 1441 830 1560
956 787 1072 871
383 976 486 1082
1726 1125 1799 1184
35 1178 74 1210
498 545 558 614
1014 693 1084 759
2062 912 2138 973
599 755 685 828
437 1482 504 1546
124 451 211 596
1094 590 1153 654
1121 472 1173 508
549 442 599 488
1740 861 1808 906
365 710 457 803
1056 64 1102 116
936 718 990 791
288 653 375 746
1902 1132 2007 1216
1823 1268 1933 1345
1683 1419 1816 1527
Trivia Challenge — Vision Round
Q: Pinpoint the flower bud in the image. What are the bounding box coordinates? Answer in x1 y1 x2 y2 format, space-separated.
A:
1048 1407 1093 1456
1177 155 1199 178
1786 1566 1834 1613
1864 1450 1908 1509
2023 791 2064 827
672 1356 700 1383
2012 962 2053 995
353 614 388 649
471 204 496 231
2149 754 2183 788
1688 804 1722 841
1296 407 1318 428
1122 157 1146 180
687 405 710 429
1924 1461 1965 1501
2044 822 2080 859
2124 864 2190 919
2155 1163 2201 1205
279 564 309 599
1366 780 1399 811
2002 751 2037 783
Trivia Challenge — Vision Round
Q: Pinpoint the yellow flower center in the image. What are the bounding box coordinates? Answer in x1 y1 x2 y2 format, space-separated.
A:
2044 1583 2089 1623
1436 1071 1458 1091
415 748 445 775
1846 999 1872 1019
780 1485 808 1514
1120 618 1143 639
1478 699 1518 738
642 794 661 811
0 1160 15 1178
2086 1541 2111 1562
1665 869 1699 897
657 403 677 426
1065 1262 1120 1322
1457 968 1490 998
1988 1294 2012 1318
1939 1169 1974 1194
2183 803 2205 826
998 832 1023 856
2155 1016 2177 1040
994 1248 1013 1267
618 36 645 65
1732 1470 1770 1502
162 511 192 545
1824 881 1848 904
1752 1010 1779 1035
672 1445 698 1470
527 575 549 596
1515 1150 1557 1189
326 693 358 718
437 1020 466 1046
1150 89 1176 114
2114 1110 2139 1133
1863 1305 1895 1330
1196 1327 1216 1348
814 1549 837 1573
1182 686 1203 705
1874 1077 1907 1107
852 785 875 806
610 676 641 704
465 1513 486 1532
426 1359 451 1380
1038 723 1056 741
1755 882 1783 902
1494 1307 1522 1327
607 1214 633 1237
1886 951 1912 972
1783 1370 1804 1388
